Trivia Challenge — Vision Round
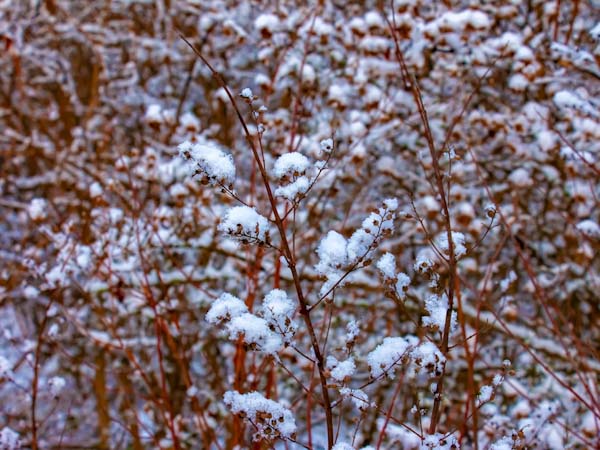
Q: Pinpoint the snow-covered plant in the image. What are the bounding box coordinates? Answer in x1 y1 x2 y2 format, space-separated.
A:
1 0 599 449
178 140 236 188
0 428 21 450
218 206 272 245
223 391 297 441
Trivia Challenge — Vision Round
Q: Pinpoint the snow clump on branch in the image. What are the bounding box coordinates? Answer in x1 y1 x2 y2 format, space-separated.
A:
273 152 311 201
178 140 236 188
207 290 297 355
367 336 445 379
315 199 398 297
219 206 271 245
223 390 296 440
206 293 248 324
261 289 297 345
0 427 21 450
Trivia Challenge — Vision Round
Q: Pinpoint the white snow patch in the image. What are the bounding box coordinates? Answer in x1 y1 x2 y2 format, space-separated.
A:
206 293 248 324
219 206 271 243
28 198 47 220
223 390 296 439
327 356 356 382
178 141 236 187
577 219 600 238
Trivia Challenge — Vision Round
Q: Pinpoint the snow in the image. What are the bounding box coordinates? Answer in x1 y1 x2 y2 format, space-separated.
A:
364 11 384 29
0 428 20 450
490 436 517 450
349 17 367 35
485 204 496 218
273 152 310 179
412 341 445 376
254 73 270 87
591 22 600 41
383 198 398 211
576 219 600 238
377 253 396 279
553 90 599 118
542 424 564 450
316 231 349 272
169 183 188 197
275 176 310 200
500 271 516 292
509 73 528 91
218 206 271 243
383 421 421 448
186 386 199 398
477 385 494 405
332 443 354 450
395 273 411 299
23 286 38 299
320 138 334 153
421 195 440 214
28 198 47 220
328 84 350 106
261 289 296 345
239 87 253 99
493 374 504 386
301 64 316 85
367 335 418 378
206 293 248 324
178 141 236 187
340 387 371 411
347 199 397 261
414 248 436 273
429 9 491 33
345 320 360 343
560 146 595 164
5 2 600 447
254 13 280 34
207 291 286 356
436 231 467 259
0 356 11 378
421 433 459 450
508 167 532 188
223 390 296 439
179 112 200 131
360 36 391 53
227 313 283 355
326 356 356 382
48 376 66 397
89 182 103 198
423 294 456 332
144 104 163 123
308 17 334 36
581 410 599 435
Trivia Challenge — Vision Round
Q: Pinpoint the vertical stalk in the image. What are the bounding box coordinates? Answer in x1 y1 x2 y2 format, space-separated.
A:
179 35 335 449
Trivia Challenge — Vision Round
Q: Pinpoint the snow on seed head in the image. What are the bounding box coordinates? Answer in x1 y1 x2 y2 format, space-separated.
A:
178 141 236 188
